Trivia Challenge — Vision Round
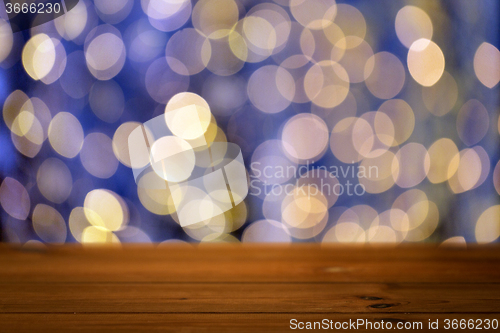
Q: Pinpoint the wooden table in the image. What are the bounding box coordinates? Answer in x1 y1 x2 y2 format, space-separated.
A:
1 244 499 332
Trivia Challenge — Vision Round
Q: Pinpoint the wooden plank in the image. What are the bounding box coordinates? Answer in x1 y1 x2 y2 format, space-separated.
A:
1 313 500 332
0 282 499 313
1 244 500 283
1 245 500 331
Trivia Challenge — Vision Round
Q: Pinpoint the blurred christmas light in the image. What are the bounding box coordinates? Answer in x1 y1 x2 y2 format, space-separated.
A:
0 0 498 244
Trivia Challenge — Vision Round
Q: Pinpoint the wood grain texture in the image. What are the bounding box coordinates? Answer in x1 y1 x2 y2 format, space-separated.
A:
1 244 499 332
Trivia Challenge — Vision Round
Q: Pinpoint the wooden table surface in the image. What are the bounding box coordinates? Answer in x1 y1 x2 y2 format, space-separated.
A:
1 244 500 332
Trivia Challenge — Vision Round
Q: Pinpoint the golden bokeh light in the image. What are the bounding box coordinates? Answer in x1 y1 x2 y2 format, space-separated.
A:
32 204 67 244
284 188 325 225
242 16 277 57
448 148 482 194
7 96 46 141
10 105 45 158
84 189 128 232
475 205 500 243
395 6 433 48
246 3 291 54
12 111 36 138
54 0 89 41
281 185 329 240
165 92 212 140
5 95 52 158
427 138 459 184
112 122 142 168
82 226 121 245
191 119 225 156
407 39 445 87
85 26 126 80
440 236 467 247
171 184 227 227
22 34 56 81
11 121 44 158
192 0 239 39
69 207 92 243
48 112 84 159
281 114 329 163
473 42 500 88
4 95 50 151
150 136 195 182
142 0 191 32
281 185 328 226
3 90 31 135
